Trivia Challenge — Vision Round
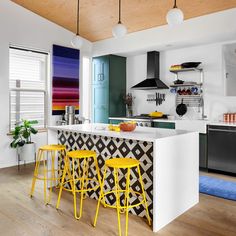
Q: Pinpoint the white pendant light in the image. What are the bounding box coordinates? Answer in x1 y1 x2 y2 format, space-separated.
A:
112 0 127 38
71 0 83 48
71 34 83 48
166 0 184 26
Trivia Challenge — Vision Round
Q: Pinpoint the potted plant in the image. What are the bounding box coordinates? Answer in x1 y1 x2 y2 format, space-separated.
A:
123 93 135 117
10 119 38 161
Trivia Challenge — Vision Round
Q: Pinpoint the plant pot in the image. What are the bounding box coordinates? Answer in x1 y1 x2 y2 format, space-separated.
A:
17 143 36 162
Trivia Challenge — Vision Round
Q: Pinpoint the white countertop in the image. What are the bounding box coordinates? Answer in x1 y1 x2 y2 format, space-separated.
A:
208 121 236 127
48 123 195 142
109 117 208 133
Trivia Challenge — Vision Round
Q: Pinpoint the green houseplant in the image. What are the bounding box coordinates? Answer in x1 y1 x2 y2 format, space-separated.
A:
10 119 38 148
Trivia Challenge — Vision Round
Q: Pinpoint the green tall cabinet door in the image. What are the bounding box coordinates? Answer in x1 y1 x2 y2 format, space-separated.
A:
92 55 126 123
109 55 126 117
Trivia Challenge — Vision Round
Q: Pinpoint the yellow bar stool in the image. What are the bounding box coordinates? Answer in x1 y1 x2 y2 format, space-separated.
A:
30 144 66 205
93 158 151 236
56 150 102 220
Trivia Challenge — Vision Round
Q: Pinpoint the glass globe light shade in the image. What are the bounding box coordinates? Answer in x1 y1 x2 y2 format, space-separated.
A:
71 34 83 48
166 8 184 26
112 23 127 38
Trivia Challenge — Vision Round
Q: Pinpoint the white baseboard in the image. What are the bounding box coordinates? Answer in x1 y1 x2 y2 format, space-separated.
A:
0 159 35 169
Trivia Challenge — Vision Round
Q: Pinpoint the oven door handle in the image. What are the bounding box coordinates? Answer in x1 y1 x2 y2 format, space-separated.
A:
208 128 236 133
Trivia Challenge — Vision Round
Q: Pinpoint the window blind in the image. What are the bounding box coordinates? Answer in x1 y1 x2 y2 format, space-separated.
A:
9 47 48 130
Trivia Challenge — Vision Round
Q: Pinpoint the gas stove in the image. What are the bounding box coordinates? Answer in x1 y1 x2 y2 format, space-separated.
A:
129 114 168 120
126 114 168 127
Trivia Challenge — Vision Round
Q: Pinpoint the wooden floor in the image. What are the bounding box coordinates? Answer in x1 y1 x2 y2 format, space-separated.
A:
0 164 236 236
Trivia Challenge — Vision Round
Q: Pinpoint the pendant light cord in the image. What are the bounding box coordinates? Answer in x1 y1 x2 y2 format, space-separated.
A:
118 0 121 24
173 0 177 8
76 0 80 35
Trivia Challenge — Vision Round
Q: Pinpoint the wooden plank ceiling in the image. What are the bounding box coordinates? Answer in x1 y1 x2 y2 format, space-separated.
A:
11 0 236 42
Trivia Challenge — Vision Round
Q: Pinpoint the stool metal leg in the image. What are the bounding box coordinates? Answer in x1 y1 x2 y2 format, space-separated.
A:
73 157 87 220
114 168 122 236
47 150 55 204
43 151 48 205
30 149 42 198
94 157 102 188
83 157 90 200
56 150 65 187
125 168 131 236
80 158 88 218
93 166 107 227
94 156 105 207
137 165 151 225
66 158 74 193
56 156 69 209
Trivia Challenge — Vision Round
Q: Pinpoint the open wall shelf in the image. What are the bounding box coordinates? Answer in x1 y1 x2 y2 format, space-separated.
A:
169 66 206 118
170 67 203 73
170 83 203 88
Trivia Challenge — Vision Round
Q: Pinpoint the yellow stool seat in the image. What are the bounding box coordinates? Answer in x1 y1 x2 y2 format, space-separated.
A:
56 149 102 220
105 158 139 169
67 150 96 159
40 144 66 151
30 144 66 205
94 157 151 236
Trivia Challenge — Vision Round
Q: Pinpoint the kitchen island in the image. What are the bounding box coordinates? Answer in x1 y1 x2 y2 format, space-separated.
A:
48 124 199 232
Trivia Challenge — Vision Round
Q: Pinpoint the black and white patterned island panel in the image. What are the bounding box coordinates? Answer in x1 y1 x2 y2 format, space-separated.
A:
58 130 154 218
48 124 199 232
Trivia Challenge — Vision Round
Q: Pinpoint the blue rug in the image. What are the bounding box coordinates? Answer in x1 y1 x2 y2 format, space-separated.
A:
199 176 236 201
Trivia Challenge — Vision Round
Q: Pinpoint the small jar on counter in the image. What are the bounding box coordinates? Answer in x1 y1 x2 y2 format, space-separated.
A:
223 113 236 123
224 113 230 122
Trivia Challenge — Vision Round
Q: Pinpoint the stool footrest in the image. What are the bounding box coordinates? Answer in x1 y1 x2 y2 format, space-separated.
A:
60 178 100 193
101 190 145 209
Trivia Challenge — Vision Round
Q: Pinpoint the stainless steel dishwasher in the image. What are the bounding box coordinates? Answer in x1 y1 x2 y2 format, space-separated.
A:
208 125 236 174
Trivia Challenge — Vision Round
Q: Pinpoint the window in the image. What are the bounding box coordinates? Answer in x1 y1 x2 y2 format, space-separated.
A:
9 47 48 130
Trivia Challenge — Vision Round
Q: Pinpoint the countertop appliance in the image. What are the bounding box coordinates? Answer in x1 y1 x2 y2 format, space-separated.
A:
208 125 236 175
65 106 75 125
131 51 169 90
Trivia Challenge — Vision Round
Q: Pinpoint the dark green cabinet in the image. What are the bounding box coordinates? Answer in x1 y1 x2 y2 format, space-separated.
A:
109 119 123 125
92 55 126 123
153 122 175 129
199 134 207 169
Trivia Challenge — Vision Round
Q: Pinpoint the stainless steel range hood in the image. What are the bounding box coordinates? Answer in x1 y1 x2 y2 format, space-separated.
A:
131 51 169 90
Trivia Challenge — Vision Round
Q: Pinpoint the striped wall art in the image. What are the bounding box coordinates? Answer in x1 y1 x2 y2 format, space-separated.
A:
52 44 80 115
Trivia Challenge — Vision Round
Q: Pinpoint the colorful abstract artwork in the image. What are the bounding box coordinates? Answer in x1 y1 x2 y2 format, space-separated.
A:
52 45 80 115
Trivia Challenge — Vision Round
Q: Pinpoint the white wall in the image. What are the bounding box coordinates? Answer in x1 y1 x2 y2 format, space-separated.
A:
91 5 236 122
0 0 92 168
127 42 236 121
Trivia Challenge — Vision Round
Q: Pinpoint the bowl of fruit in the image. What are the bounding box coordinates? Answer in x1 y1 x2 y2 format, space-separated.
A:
119 121 137 132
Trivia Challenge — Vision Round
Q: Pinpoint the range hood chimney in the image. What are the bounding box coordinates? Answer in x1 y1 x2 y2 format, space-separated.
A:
131 51 169 90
